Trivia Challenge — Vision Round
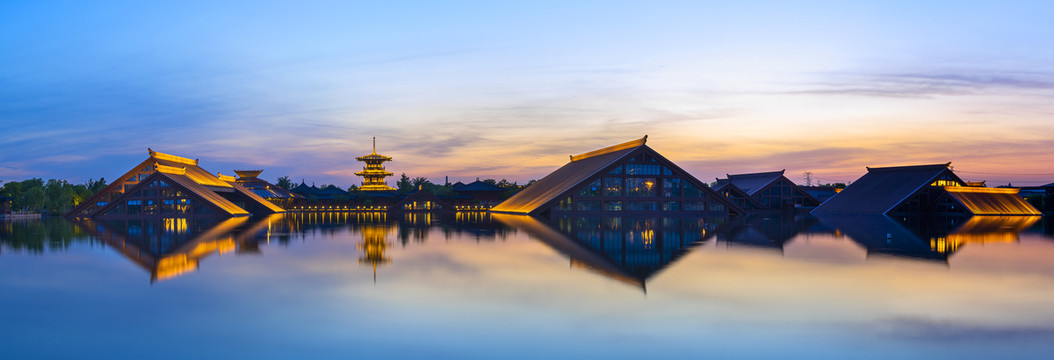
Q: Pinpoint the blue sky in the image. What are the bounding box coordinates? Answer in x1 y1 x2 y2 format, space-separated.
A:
3 1 1054 187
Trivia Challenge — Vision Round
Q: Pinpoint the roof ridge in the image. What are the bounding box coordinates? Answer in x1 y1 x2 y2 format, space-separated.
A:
570 135 647 162
866 162 951 172
148 148 198 166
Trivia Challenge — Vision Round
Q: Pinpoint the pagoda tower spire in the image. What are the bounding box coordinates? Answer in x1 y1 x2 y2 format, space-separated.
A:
355 137 397 191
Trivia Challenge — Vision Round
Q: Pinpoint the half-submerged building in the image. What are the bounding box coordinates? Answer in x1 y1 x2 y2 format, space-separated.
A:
714 170 820 211
812 163 1040 216
490 136 741 217
67 149 285 219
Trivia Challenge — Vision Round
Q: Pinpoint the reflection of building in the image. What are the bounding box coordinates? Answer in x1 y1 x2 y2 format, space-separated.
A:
233 170 301 209
715 170 820 211
494 213 726 291
718 215 818 252
491 136 741 217
355 137 397 192
815 214 1040 263
358 223 393 281
67 149 285 219
451 180 505 208
74 214 282 282
813 163 1040 216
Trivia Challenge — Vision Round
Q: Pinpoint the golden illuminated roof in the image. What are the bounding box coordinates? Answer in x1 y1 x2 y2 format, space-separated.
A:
155 164 186 175
942 186 1041 215
148 148 198 165
67 148 285 219
491 136 648 215
234 170 263 178
570 136 647 162
156 172 250 216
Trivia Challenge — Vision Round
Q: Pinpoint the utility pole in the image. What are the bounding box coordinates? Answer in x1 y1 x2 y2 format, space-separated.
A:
803 171 813 187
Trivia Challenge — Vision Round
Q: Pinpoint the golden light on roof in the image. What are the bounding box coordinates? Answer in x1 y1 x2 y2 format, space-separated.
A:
217 173 237 182
148 148 198 165
570 135 647 162
156 164 186 175
234 170 263 178
942 186 1040 215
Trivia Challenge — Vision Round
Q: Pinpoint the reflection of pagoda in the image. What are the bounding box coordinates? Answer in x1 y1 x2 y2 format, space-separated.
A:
355 137 397 191
357 223 392 281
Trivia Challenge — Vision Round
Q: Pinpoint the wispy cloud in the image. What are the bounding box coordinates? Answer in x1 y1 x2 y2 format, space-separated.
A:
787 70 1054 98
876 317 1054 342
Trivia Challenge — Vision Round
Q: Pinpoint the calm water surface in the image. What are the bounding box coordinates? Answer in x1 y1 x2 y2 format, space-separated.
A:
2 212 1054 359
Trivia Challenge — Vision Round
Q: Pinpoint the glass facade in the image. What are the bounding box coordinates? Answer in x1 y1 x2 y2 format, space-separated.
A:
552 152 732 214
103 179 214 217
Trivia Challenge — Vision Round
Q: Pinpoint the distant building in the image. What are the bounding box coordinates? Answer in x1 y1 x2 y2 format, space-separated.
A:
355 137 397 191
714 170 821 211
0 196 11 214
233 170 301 209
799 185 841 204
390 189 452 213
812 163 1040 216
451 180 505 208
67 149 285 219
490 136 741 217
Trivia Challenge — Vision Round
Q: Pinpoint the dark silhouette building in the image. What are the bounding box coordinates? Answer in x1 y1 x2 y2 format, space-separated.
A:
714 170 820 211
812 163 1039 216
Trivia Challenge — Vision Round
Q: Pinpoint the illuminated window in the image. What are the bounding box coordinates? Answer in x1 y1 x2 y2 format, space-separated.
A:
604 177 623 196
577 179 601 197
626 178 656 196
626 164 660 175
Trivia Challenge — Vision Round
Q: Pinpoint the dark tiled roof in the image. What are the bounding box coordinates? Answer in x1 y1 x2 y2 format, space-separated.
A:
391 190 452 210
812 163 956 215
720 170 786 195
453 180 504 192
714 183 766 210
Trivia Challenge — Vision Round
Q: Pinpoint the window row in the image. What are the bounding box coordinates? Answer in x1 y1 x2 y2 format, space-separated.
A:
577 177 708 198
556 199 726 212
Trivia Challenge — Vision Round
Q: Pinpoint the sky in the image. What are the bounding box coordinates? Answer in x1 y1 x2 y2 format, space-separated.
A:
3 0 1054 187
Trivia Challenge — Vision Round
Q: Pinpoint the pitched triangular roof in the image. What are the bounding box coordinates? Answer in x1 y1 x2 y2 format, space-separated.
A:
720 170 786 195
68 149 283 218
714 183 767 210
491 137 648 215
812 163 959 215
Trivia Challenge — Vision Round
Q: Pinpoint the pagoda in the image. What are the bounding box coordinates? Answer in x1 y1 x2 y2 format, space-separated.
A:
355 137 397 191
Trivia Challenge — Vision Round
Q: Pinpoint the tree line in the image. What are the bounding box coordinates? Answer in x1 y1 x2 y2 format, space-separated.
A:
272 174 536 200
1 178 107 215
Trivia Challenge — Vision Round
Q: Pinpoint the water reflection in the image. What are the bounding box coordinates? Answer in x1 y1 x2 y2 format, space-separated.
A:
493 213 728 291
717 214 821 253
72 215 282 282
2 212 1048 287
818 215 1041 263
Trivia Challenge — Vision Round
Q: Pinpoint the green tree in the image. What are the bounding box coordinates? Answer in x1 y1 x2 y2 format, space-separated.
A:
276 176 293 190
397 173 413 193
